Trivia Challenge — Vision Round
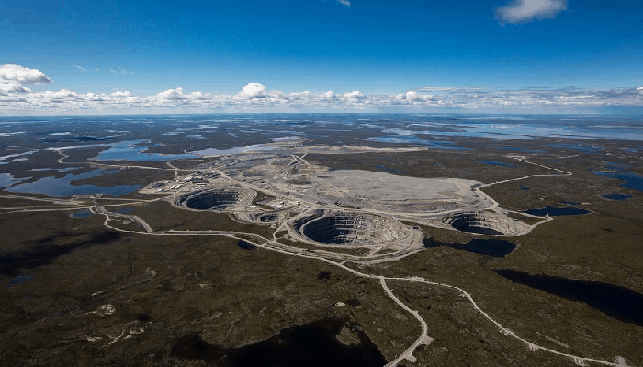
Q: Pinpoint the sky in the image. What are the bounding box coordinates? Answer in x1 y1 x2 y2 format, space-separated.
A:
1 0 642 115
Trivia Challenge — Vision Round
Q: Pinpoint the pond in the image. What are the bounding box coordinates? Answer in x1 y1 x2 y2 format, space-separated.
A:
6 169 140 197
593 171 643 192
601 194 633 201
72 209 94 218
424 238 517 258
475 161 515 167
93 140 198 161
523 206 590 217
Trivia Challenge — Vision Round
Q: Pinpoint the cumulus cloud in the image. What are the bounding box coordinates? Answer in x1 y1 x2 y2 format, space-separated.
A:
0 64 52 84
239 83 266 98
110 91 133 98
0 82 31 96
344 91 365 99
1 81 643 115
73 65 86 72
337 0 351 7
496 0 567 23
156 87 186 100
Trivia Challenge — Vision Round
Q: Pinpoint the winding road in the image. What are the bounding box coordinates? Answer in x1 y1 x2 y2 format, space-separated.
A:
0 149 633 367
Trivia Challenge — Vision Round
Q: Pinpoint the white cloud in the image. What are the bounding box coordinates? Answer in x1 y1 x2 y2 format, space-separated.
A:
110 91 133 98
0 64 52 84
0 82 31 96
156 87 186 100
337 0 351 7
239 83 266 98
1 81 642 115
73 65 86 72
321 91 335 99
496 0 567 24
109 67 134 76
344 91 365 99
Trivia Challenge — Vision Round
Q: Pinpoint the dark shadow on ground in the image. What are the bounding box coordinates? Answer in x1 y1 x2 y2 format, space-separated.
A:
171 318 386 367
495 269 643 327
0 231 122 276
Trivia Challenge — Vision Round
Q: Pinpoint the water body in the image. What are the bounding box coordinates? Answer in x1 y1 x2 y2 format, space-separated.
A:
72 209 94 218
237 240 257 250
368 135 467 150
192 144 276 157
593 171 643 192
7 274 34 286
499 147 545 153
602 194 633 201
171 318 386 367
424 238 516 257
6 169 139 197
0 173 26 187
30 167 80 173
523 206 591 217
93 140 198 161
549 144 601 154
376 165 403 174
495 270 643 327
476 161 515 167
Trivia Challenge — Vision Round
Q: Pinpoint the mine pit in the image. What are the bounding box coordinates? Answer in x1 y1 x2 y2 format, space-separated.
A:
259 213 279 222
442 211 530 236
175 188 255 210
300 211 408 246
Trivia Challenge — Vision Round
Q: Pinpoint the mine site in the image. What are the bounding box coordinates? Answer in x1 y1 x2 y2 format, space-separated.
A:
1 115 642 367
138 137 543 260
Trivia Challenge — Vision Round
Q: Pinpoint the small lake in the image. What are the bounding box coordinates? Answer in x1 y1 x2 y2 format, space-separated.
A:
593 171 643 192
7 274 34 286
0 173 26 187
6 169 140 197
367 135 468 150
549 144 601 154
499 147 545 153
476 161 515 167
424 238 516 257
72 209 94 218
192 144 276 157
237 240 257 250
601 194 633 201
495 269 643 327
93 140 198 161
523 206 590 216
376 165 403 174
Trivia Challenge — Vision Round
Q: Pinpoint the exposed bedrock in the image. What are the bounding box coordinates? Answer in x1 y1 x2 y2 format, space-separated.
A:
300 211 409 246
234 211 285 224
175 188 255 210
442 211 530 236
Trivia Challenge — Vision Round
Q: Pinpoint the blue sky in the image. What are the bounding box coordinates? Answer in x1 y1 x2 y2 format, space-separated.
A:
1 0 642 114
